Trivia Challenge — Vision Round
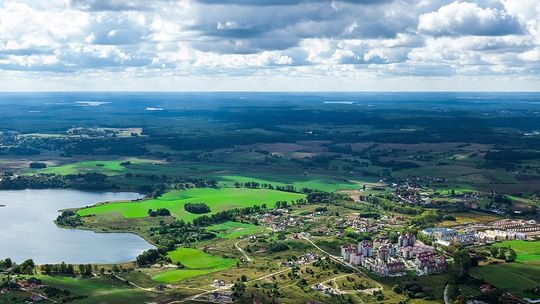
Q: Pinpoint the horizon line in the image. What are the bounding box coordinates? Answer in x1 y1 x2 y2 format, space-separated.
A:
0 90 540 93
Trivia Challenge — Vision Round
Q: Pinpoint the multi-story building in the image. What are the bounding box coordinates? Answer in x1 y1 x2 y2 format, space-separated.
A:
341 244 356 261
363 257 405 276
350 252 363 265
421 228 457 243
415 252 447 275
399 242 435 259
358 240 373 257
398 233 416 247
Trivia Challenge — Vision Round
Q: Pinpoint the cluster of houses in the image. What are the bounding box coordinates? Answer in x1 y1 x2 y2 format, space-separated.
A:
0 278 45 302
345 217 382 234
392 183 431 206
205 291 233 304
341 233 447 277
279 252 320 268
492 219 540 236
312 283 339 295
257 209 308 231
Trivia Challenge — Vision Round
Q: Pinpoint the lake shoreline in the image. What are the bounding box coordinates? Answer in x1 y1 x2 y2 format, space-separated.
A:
0 189 153 264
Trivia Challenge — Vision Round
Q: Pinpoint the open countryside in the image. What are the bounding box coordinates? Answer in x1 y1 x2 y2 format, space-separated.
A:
2 0 540 298
2 92 540 304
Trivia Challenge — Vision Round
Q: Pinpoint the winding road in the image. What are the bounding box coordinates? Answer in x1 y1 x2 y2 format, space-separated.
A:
234 239 253 262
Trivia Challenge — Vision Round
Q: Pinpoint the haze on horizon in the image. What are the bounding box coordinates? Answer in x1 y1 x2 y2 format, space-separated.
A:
0 0 539 92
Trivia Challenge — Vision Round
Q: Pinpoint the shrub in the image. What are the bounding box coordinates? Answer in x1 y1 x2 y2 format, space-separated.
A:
184 202 211 214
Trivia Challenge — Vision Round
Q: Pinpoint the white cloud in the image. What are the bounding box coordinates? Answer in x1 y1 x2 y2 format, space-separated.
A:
0 0 538 90
418 1 523 36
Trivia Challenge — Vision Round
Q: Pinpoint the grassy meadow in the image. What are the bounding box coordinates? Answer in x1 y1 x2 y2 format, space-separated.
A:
22 158 361 192
217 174 359 192
152 247 236 283
470 241 540 298
78 188 305 221
24 159 158 176
206 221 267 239
494 240 540 262
469 262 540 297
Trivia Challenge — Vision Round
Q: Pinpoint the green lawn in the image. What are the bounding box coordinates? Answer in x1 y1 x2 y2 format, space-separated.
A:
78 188 305 221
494 240 540 262
206 221 267 239
152 248 236 283
167 247 235 268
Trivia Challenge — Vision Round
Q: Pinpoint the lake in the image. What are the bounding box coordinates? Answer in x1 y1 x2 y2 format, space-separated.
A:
0 189 154 264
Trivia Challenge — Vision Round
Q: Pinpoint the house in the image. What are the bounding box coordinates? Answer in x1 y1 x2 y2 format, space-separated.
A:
480 284 496 293
17 280 30 288
29 294 44 303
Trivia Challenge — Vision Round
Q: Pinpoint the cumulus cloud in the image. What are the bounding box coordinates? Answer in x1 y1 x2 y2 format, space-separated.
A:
0 0 538 89
418 2 523 36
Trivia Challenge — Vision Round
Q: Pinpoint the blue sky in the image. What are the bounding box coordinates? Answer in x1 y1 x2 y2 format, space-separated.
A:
0 0 539 91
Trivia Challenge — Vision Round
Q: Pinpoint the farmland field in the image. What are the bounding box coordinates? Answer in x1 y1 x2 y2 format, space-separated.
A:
494 240 540 262
78 188 305 221
24 159 157 176
469 241 540 298
24 159 360 192
469 262 540 297
217 174 360 192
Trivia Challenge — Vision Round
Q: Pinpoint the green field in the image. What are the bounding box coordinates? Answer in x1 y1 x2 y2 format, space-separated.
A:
469 261 540 297
217 174 359 192
30 274 157 303
152 247 236 283
24 159 360 192
78 188 305 221
24 159 156 176
494 240 540 262
207 221 267 239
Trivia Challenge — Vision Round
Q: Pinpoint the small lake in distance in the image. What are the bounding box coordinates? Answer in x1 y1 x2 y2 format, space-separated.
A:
0 189 154 264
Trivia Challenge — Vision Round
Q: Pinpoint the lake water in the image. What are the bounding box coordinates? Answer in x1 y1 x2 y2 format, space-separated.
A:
0 189 154 264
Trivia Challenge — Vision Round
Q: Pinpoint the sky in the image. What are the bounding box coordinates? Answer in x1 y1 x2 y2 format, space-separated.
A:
0 0 539 91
